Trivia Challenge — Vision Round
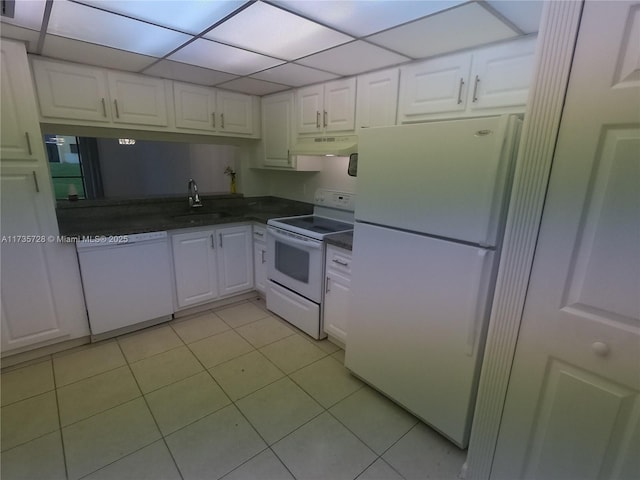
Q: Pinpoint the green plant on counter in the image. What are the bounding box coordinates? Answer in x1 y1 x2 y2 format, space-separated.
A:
224 166 237 194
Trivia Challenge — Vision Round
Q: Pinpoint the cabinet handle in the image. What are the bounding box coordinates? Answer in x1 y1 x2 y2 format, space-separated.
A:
472 75 480 103
323 110 327 128
219 233 223 248
254 231 264 237
210 234 215 249
32 171 39 192
212 113 216 128
287 149 291 165
316 111 320 128
114 99 120 118
457 78 465 104
332 258 349 267
221 113 225 129
25 132 32 155
101 98 107 117
261 250 265 264
325 277 331 293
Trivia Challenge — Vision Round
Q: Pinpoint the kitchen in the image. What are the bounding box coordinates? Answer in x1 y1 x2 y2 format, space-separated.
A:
2 2 637 478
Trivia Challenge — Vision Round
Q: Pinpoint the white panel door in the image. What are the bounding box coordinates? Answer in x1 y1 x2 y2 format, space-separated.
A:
107 72 168 126
172 230 219 308
324 77 356 132
1 42 41 161
356 68 399 128
217 225 253 297
492 2 640 479
174 82 217 131
0 168 66 351
217 90 253 135
398 52 471 122
468 35 536 111
31 58 111 123
296 84 323 134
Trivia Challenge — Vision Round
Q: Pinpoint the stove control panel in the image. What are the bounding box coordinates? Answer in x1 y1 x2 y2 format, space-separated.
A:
314 189 355 211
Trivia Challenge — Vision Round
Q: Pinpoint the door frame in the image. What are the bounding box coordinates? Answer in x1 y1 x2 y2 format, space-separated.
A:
466 2 584 478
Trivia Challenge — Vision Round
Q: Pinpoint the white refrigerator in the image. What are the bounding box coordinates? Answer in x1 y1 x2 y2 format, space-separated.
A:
345 115 521 448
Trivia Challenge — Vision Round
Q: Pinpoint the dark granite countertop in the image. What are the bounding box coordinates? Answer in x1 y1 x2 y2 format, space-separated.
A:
56 195 313 236
324 231 353 251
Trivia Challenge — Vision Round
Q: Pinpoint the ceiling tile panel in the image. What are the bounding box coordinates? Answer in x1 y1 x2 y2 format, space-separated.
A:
42 35 159 72
0 0 46 30
169 38 284 75
251 63 339 87
296 40 409 76
274 0 465 37
217 77 290 96
367 2 518 59
75 0 246 35
47 0 191 57
143 60 238 86
204 1 353 61
487 0 543 34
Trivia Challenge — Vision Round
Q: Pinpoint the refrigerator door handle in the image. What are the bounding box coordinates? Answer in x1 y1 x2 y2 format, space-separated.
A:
466 249 493 356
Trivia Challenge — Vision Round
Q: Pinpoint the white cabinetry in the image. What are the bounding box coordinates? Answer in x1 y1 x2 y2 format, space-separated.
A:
323 245 352 345
1 40 89 355
174 82 217 131
398 36 536 122
297 78 356 134
172 224 253 309
217 225 253 296
253 224 267 294
261 91 294 168
32 58 169 127
217 90 254 135
356 68 400 128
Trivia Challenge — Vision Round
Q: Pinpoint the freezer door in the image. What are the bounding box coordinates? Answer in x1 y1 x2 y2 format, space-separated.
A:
355 115 518 247
345 222 496 447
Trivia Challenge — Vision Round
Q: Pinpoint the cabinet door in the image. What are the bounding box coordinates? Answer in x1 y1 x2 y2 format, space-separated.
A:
1 168 67 352
107 72 168 126
296 84 324 134
217 91 253 135
31 58 110 123
262 91 294 168
325 78 356 132
324 270 351 344
217 225 253 296
357 68 399 128
1 44 43 161
398 52 472 122
172 230 219 308
468 36 536 111
253 242 267 294
174 82 217 131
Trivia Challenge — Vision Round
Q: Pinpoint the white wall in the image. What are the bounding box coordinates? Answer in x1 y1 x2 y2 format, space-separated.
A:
97 139 238 198
264 155 357 202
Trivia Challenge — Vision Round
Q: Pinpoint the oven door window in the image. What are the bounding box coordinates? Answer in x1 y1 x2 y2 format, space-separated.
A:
275 241 310 283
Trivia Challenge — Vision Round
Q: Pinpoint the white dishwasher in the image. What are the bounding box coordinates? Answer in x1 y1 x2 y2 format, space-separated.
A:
76 231 174 340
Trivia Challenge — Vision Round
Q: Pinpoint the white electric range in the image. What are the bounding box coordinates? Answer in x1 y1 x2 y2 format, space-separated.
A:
266 189 355 339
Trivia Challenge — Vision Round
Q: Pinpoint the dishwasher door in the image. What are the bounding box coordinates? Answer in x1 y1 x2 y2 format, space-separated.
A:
77 234 174 337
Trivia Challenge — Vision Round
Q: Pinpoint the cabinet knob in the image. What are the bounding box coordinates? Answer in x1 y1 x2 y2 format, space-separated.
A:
592 341 610 357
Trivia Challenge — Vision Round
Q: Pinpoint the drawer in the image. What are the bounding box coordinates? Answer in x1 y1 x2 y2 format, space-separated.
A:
326 244 352 276
253 224 267 243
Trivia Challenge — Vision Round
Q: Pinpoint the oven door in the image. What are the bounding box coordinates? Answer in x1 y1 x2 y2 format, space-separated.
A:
267 226 324 303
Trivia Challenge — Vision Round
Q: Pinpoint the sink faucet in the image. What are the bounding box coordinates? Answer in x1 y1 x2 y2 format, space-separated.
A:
188 178 202 208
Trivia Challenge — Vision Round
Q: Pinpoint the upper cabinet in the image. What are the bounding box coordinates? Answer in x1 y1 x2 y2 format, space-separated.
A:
398 36 537 123
356 68 400 128
1 42 47 161
261 91 294 168
30 57 261 138
297 78 356 134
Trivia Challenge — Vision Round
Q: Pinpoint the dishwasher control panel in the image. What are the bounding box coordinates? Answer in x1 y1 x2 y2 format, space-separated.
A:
75 231 167 249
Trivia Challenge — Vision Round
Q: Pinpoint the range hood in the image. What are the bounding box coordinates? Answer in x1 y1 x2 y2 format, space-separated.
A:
290 135 358 157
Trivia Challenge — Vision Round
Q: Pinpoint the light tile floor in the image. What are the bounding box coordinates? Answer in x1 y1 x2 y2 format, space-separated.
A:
0 297 466 480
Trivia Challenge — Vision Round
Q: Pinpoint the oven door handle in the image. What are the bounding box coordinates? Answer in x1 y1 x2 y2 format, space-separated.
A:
268 228 322 249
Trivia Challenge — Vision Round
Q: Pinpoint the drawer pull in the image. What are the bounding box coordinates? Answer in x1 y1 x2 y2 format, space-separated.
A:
325 277 331 293
210 234 215 249
472 75 480 102
332 259 349 267
457 77 465 104
261 250 266 264
219 233 223 248
254 231 264 237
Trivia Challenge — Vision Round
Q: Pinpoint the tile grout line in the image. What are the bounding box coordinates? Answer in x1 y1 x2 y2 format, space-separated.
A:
50 357 71 480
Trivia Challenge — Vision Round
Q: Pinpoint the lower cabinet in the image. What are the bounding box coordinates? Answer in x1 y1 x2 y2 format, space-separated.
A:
172 224 253 309
323 245 352 345
253 224 267 294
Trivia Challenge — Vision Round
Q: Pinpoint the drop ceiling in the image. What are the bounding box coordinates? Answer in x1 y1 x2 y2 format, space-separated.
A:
0 0 543 96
